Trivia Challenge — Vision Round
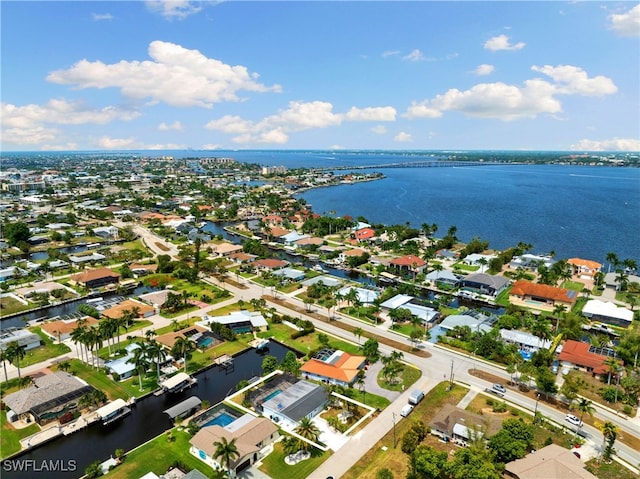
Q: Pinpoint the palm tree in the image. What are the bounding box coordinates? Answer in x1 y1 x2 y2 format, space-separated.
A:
605 252 619 273
5 341 25 379
213 436 239 477
99 318 116 356
478 257 488 273
127 342 150 391
171 337 196 373
294 417 321 451
353 327 364 346
70 325 86 361
147 340 167 381
600 421 617 462
575 398 595 427
0 349 10 383
603 357 619 385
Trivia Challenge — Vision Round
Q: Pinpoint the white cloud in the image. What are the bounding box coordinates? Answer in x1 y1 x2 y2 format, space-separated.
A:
145 0 202 20
1 126 59 146
41 142 79 151
473 64 495 76
145 143 188 149
403 49 425 62
201 144 222 150
608 4 640 37
92 13 113 21
345 106 396 121
531 65 617 96
382 50 401 58
484 34 526 51
94 136 138 149
394 132 413 142
205 115 254 134
371 125 387 135
47 40 282 108
158 121 183 131
570 137 640 151
405 65 617 121
259 100 342 131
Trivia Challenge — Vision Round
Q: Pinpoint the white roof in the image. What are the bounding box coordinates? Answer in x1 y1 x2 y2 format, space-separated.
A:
200 310 268 328
161 372 192 390
95 399 128 419
337 287 379 304
439 314 492 333
583 300 633 323
500 329 551 349
380 294 413 309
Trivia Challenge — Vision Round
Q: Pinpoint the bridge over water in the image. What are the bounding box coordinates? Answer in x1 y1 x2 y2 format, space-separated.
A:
314 160 519 171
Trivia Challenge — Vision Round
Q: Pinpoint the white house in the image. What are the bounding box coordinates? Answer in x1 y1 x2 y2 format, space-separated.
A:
582 299 634 328
261 380 328 431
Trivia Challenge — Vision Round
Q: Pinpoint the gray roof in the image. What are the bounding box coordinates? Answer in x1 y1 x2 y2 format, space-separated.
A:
163 396 202 419
3 372 92 415
463 273 510 290
263 380 328 422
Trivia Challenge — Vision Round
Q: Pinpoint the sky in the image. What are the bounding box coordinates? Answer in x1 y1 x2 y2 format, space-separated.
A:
1 1 639 152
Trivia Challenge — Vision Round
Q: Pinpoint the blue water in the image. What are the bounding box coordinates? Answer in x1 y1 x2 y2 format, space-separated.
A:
263 389 282 402
202 411 237 428
197 337 214 348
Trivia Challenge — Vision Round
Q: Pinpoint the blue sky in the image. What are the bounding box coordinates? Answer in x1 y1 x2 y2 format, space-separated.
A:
1 1 639 151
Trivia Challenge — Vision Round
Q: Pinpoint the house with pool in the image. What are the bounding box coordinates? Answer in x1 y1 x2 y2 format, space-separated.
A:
198 310 268 335
508 280 577 312
300 349 366 387
189 413 279 476
260 379 328 431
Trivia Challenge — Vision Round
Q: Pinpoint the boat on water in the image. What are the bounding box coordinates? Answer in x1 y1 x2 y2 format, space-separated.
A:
312 264 327 273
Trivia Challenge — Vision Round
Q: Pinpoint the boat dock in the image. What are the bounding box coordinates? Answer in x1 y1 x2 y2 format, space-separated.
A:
248 338 270 350
159 372 197 394
213 354 234 370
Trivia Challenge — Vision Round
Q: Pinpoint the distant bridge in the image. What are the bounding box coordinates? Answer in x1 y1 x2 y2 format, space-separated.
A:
313 160 519 171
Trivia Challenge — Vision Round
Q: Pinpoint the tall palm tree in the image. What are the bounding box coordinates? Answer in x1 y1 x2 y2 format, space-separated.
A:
99 318 116 356
0 349 10 383
171 337 196 373
600 421 617 461
213 436 239 477
5 341 25 379
603 357 619 385
576 398 595 426
70 325 87 363
147 340 167 381
605 252 619 273
127 341 150 391
353 327 364 346
294 417 321 451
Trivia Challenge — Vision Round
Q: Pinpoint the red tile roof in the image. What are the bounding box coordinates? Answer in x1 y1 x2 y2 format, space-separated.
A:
251 258 288 269
354 228 376 240
300 351 366 383
567 258 602 270
558 340 622 374
70 268 120 284
510 280 577 304
390 255 426 267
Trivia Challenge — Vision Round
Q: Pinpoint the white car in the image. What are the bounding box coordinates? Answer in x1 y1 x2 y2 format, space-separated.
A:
492 384 506 394
565 414 583 428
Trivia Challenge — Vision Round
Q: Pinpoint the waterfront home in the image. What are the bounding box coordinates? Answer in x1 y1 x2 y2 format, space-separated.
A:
300 348 366 387
558 340 623 376
429 404 502 446
460 273 510 298
15 281 75 300
336 286 379 305
509 254 555 271
509 280 578 311
228 252 258 264
604 271 640 291
390 255 427 274
338 248 367 264
425 269 461 287
261 380 328 430
100 298 156 319
40 316 99 342
581 299 633 328
129 263 158 277
281 231 309 246
3 372 94 425
210 241 244 257
156 324 210 351
435 249 458 261
499 329 552 354
462 253 497 269
505 444 597 479
0 327 42 351
567 258 602 280
104 342 161 380
272 267 306 282
199 310 268 334
438 313 493 335
190 415 279 476
380 294 439 325
250 258 288 272
69 252 107 265
69 267 120 289
92 226 119 239
294 236 324 249
353 227 376 242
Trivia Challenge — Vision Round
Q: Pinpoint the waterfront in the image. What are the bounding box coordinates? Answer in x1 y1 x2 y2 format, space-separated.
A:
1 341 289 479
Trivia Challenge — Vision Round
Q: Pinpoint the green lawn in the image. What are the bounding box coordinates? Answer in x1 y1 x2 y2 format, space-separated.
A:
102 428 214 479
376 364 422 393
53 360 158 400
256 323 362 358
1 410 40 459
17 327 71 367
0 296 31 316
260 442 331 479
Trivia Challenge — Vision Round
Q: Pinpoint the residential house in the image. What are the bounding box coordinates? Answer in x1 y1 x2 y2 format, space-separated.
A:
425 269 461 287
338 248 367 264
261 380 328 430
156 324 210 351
438 313 494 335
228 252 257 264
558 340 623 375
294 236 324 249
92 226 119 239
39 316 99 342
353 228 376 242
336 286 379 305
509 280 578 311
390 255 427 274
380 294 439 325
435 249 458 261
567 258 602 280
199 310 268 333
603 272 640 291
250 258 288 272
582 299 633 328
462 253 497 269
0 327 42 351
460 273 510 298
129 263 158 277
272 267 306 282
505 444 597 479
509 254 555 271
429 404 502 445
100 298 156 320
499 329 552 354
190 415 279 476
70 267 120 289
300 348 366 387
210 242 243 257
3 372 94 424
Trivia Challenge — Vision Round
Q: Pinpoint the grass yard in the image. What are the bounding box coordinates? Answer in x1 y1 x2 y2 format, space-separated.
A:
259 442 331 479
585 458 640 479
103 428 214 479
256 322 360 358
376 364 422 393
53 360 158 400
343 382 469 479
1 410 40 459
0 295 31 316
17 327 71 367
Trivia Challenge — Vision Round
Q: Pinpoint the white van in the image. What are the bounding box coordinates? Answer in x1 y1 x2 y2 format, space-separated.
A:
400 404 414 417
408 389 425 405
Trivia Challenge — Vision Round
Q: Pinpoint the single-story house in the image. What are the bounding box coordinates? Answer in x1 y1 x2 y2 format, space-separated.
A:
429 404 502 445
190 415 279 476
505 444 597 479
294 236 324 249
15 281 72 300
500 329 552 353
129 263 158 277
582 299 633 328
336 286 379 305
104 342 168 380
567 258 602 280
425 269 461 287
100 299 156 320
139 290 172 308
69 253 107 265
604 272 640 291
0 266 28 282
300 348 366 387
250 258 288 271
92 226 119 239
435 249 458 261
509 254 555 271
301 275 342 288
70 267 120 289
210 242 244 257
156 324 210 351
261 380 328 431
509 280 578 311
460 273 510 298
228 252 258 264
338 249 367 263
558 340 622 375
462 253 497 268
0 327 42 351
390 255 427 273
353 228 376 241
379 294 439 324
39 316 99 342
272 267 306 282
281 231 309 246
199 310 268 333
439 313 493 334
2 372 94 424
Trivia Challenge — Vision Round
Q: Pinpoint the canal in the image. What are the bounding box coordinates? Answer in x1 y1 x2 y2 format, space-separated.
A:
1 341 290 479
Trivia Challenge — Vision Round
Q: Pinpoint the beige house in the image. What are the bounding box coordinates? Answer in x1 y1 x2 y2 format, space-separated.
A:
505 444 597 479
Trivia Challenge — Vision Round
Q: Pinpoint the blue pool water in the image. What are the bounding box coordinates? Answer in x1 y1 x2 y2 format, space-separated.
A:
198 337 213 348
202 412 236 428
263 389 282 402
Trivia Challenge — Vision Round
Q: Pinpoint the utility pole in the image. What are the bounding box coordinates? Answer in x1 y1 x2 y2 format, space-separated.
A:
449 359 454 388
533 393 540 423
392 412 397 448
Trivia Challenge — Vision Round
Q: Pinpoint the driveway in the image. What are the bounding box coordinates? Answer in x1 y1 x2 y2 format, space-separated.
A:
362 360 402 402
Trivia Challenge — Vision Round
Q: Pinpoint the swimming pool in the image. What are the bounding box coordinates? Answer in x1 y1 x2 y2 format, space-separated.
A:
202 411 237 428
263 389 282 402
197 336 214 348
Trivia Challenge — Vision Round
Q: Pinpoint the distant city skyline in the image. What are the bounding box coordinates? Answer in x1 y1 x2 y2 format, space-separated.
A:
1 1 639 152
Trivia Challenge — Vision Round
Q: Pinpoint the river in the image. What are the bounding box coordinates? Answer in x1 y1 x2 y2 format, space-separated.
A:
1 341 290 479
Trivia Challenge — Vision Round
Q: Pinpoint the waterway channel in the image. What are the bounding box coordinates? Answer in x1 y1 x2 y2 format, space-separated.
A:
1 340 290 479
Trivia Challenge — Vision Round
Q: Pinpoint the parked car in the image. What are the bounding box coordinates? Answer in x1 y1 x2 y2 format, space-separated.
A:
485 383 506 397
408 389 425 405
552 360 559 374
400 404 414 417
565 414 583 428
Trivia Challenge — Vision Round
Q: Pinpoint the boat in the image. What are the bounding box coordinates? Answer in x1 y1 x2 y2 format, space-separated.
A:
159 372 197 394
95 399 132 425
312 264 327 273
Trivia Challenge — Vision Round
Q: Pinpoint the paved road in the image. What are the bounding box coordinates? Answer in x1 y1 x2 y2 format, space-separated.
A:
5 227 639 477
